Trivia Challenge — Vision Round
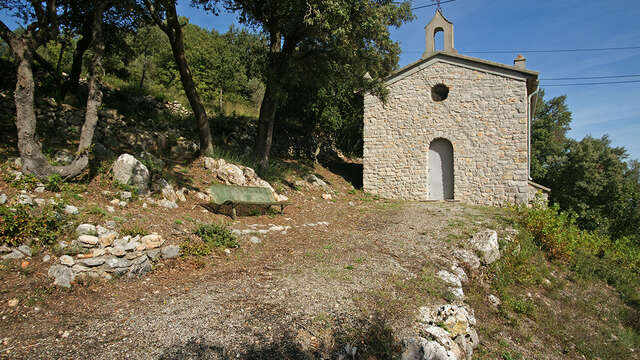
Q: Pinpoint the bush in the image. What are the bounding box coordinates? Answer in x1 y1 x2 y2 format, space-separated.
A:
512 202 640 309
0 203 65 247
182 223 238 256
195 223 238 249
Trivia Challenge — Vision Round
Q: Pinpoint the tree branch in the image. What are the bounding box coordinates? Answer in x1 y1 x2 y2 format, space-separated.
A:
142 0 169 34
0 19 16 45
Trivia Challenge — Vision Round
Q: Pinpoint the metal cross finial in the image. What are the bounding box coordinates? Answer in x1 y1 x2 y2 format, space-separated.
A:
433 0 442 10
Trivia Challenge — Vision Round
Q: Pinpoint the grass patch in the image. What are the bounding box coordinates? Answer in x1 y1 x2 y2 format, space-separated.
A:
120 224 148 237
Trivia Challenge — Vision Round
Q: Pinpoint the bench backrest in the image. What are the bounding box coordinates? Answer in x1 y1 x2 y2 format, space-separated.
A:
209 183 276 205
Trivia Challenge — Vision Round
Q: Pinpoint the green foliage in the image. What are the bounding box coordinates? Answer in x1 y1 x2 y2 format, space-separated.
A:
531 91 640 248
87 206 107 217
4 172 39 191
195 223 238 249
0 203 66 247
182 223 238 256
117 21 265 113
45 174 63 192
511 202 640 308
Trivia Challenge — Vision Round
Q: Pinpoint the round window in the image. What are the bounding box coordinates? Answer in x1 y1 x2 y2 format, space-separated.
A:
431 83 449 102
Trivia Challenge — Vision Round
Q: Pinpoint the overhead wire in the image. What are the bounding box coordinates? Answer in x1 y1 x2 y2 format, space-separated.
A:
541 74 640 81
540 80 640 87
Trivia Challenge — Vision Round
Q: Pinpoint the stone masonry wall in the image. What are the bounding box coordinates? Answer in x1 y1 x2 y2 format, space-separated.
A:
363 61 529 206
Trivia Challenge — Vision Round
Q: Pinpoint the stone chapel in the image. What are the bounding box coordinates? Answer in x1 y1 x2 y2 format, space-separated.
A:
363 10 549 205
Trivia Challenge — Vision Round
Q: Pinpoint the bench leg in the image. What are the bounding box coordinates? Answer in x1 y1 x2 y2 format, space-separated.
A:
231 206 237 220
280 205 285 215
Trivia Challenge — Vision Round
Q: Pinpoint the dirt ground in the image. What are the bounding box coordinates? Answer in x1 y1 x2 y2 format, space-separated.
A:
0 158 485 359
1 163 637 359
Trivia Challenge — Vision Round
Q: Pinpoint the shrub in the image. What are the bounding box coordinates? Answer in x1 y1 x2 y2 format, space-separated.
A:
0 203 65 247
45 173 63 192
195 223 238 249
511 202 640 309
182 223 238 256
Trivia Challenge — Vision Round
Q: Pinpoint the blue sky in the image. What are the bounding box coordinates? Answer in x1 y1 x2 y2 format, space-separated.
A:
3 1 639 160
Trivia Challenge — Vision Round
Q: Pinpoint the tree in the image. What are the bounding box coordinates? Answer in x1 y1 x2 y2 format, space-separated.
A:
204 0 412 169
530 89 572 185
142 0 214 155
0 0 110 179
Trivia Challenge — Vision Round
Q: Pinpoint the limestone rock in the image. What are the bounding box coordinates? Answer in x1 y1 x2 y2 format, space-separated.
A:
470 230 500 265
419 304 476 338
218 163 245 185
176 188 187 202
0 193 7 205
78 257 105 267
147 249 161 261
17 194 33 206
108 247 126 257
42 254 51 262
161 245 180 259
203 157 217 170
99 232 117 247
2 249 24 260
159 199 178 209
105 257 130 270
60 255 74 266
401 337 457 360
0 245 10 254
124 241 140 252
76 224 97 236
112 154 150 194
437 270 461 288
78 235 99 246
453 249 481 270
48 264 75 288
64 205 79 215
196 192 210 201
153 178 177 201
141 234 164 249
488 294 501 307
17 245 32 257
305 174 327 187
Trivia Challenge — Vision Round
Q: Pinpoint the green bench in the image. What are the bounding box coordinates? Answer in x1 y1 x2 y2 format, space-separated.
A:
208 183 289 219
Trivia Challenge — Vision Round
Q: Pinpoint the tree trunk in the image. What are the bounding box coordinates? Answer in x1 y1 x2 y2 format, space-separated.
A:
254 31 282 170
68 30 92 94
163 2 214 156
10 4 106 180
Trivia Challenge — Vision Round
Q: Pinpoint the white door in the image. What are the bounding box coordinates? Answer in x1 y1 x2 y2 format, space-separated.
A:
428 139 454 200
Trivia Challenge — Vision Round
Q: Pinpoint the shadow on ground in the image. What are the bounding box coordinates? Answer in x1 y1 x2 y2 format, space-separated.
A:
158 313 400 360
322 160 363 190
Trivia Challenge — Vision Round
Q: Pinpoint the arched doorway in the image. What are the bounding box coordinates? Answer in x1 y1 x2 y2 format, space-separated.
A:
428 138 454 200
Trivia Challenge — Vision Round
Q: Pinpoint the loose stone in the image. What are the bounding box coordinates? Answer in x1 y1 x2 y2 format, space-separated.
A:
161 245 180 259
64 205 79 215
78 235 99 246
108 247 126 257
76 224 97 236
60 255 75 266
17 245 32 257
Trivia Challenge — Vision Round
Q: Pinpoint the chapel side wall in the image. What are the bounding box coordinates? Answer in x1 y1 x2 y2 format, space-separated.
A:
363 61 529 205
